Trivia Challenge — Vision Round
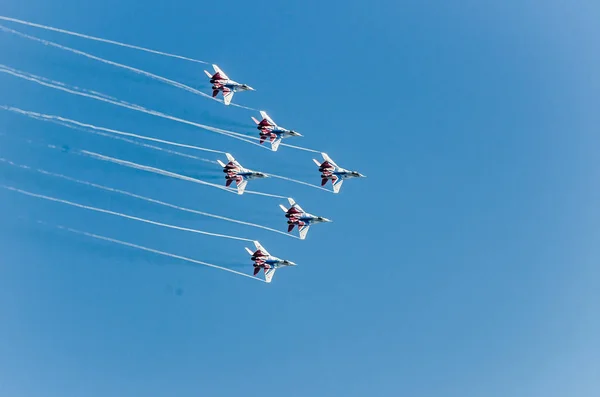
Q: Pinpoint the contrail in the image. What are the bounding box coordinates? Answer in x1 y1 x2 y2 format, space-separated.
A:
49 223 264 282
0 157 297 238
80 150 234 193
1 105 224 160
7 109 215 163
3 185 255 242
0 65 324 154
0 15 210 64
267 173 333 193
278 142 321 153
79 150 286 199
0 24 255 110
0 65 265 147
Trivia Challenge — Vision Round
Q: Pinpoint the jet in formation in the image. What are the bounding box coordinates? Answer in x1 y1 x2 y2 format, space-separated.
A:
245 241 296 283
313 153 366 193
279 198 331 240
204 64 254 105
217 153 267 195
251 111 302 151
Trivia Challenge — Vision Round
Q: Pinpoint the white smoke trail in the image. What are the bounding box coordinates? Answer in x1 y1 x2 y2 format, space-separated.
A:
1 105 224 161
0 15 209 64
80 150 287 199
267 173 333 193
0 65 323 154
0 24 255 110
80 150 233 192
242 190 288 199
279 142 321 153
0 65 265 147
49 223 264 282
0 157 296 238
3 185 255 242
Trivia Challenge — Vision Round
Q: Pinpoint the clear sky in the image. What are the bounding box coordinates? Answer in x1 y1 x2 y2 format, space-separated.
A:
1 1 599 396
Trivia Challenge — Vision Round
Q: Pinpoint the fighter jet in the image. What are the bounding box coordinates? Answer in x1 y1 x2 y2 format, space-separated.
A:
279 198 331 240
245 241 296 283
217 153 267 195
203 64 254 105
250 111 302 151
313 153 365 193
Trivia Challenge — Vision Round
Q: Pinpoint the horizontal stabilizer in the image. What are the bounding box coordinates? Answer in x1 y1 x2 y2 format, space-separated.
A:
217 159 226 168
313 158 322 167
204 70 213 78
251 116 260 125
279 204 289 213
245 247 254 256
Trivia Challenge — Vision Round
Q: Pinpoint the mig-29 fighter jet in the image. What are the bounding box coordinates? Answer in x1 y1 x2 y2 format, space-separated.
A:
203 64 254 105
251 111 302 151
217 153 267 195
245 241 296 283
313 153 366 193
279 198 331 240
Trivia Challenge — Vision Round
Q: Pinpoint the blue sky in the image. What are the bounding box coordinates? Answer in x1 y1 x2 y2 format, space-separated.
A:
1 1 599 396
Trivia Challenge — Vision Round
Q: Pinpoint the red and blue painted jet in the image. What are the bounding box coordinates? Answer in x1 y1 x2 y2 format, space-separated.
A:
216 153 267 195
203 64 254 105
313 153 366 193
279 198 331 240
251 111 302 151
245 241 296 283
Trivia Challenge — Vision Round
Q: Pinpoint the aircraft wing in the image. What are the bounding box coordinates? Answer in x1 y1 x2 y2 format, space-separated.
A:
253 241 270 256
321 153 339 168
224 153 242 168
332 177 344 194
298 224 310 240
264 266 276 283
236 178 248 195
271 137 282 152
222 87 235 105
259 111 276 126
287 198 304 213
212 64 229 80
